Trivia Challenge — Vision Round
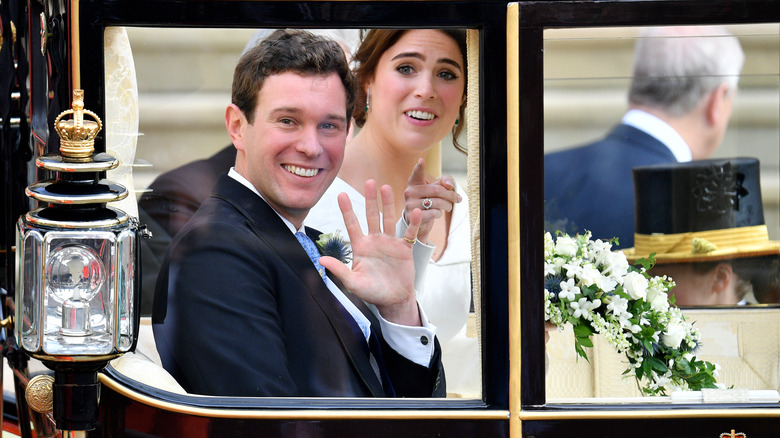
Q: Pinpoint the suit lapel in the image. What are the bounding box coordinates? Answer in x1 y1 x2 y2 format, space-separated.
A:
213 175 385 396
325 273 389 397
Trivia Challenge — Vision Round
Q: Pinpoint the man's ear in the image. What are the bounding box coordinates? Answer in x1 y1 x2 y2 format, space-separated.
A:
705 83 730 127
712 262 734 295
225 103 247 151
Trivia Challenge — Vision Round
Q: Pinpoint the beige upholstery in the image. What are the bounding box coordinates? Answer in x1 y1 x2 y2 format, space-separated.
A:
110 317 187 394
546 308 780 400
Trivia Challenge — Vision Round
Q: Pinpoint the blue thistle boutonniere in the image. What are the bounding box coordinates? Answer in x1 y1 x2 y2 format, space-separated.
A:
316 232 352 264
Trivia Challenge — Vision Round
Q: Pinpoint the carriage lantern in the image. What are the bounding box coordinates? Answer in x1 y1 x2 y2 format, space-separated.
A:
14 90 141 431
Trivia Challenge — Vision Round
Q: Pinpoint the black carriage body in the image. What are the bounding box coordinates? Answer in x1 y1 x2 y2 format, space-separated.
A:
1 0 780 437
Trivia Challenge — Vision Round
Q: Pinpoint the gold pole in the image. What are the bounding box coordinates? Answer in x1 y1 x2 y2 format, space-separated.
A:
70 0 80 90
506 3 522 438
424 143 442 178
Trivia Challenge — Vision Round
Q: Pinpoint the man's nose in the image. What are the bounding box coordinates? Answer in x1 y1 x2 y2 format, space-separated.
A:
296 127 323 157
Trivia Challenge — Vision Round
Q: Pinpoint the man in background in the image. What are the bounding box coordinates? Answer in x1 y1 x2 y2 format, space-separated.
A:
544 26 744 248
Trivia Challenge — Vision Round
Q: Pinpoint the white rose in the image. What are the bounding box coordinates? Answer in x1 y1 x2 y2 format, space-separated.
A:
646 285 670 312
578 264 602 287
623 271 649 300
555 236 578 257
553 257 566 272
605 251 629 279
662 321 687 349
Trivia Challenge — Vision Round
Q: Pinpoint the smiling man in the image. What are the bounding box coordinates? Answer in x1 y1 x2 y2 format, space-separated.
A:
151 29 445 397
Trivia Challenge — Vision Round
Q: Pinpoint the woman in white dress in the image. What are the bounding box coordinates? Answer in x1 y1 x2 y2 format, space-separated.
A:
306 29 479 397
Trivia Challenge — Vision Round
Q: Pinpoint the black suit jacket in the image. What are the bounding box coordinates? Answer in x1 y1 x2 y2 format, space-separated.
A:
544 124 678 248
152 174 444 397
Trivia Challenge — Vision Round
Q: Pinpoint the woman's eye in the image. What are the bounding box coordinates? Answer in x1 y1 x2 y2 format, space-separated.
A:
439 70 458 80
397 65 414 75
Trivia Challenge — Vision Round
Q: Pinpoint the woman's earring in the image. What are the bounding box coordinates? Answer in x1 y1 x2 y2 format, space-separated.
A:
365 88 370 112
454 117 459 126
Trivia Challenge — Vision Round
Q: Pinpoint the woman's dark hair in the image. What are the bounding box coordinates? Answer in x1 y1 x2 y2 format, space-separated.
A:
352 29 468 153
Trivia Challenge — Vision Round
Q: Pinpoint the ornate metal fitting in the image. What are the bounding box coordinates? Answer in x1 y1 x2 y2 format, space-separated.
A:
39 12 48 55
54 89 103 161
720 430 747 438
0 315 13 329
693 162 748 214
25 375 55 414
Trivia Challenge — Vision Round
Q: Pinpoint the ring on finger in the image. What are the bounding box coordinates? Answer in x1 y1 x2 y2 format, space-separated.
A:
421 197 433 210
403 236 417 245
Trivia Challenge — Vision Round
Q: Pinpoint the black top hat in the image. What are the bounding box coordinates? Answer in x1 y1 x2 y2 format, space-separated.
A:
623 157 780 264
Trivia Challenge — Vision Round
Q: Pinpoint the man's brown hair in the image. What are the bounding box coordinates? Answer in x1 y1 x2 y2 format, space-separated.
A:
232 29 357 125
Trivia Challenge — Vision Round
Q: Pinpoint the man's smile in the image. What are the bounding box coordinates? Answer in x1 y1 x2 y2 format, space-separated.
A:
283 164 320 177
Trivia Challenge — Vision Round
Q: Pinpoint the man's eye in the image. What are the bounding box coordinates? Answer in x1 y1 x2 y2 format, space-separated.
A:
279 118 295 125
320 122 345 133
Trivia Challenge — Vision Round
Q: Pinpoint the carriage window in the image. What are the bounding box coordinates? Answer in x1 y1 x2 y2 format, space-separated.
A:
104 26 482 400
543 24 780 402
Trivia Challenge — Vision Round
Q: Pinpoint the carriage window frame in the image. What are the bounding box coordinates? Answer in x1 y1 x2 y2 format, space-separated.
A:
75 0 510 412
512 0 780 412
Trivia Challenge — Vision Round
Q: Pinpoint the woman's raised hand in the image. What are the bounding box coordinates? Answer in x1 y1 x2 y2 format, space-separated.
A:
403 158 463 244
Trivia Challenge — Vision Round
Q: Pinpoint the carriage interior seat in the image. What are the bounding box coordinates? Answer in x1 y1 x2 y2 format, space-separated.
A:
109 316 187 394
546 308 780 400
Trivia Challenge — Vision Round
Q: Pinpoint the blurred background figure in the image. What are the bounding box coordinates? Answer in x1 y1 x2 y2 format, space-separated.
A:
624 157 780 306
305 29 480 398
545 26 744 248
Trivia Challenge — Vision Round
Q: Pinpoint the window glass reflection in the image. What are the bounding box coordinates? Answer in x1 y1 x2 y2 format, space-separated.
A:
105 27 480 399
543 24 780 403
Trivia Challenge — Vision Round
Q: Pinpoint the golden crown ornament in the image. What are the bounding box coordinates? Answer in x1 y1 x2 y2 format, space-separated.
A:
54 89 103 160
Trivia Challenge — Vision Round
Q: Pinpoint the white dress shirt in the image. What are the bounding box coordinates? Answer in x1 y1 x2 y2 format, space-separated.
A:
622 109 692 163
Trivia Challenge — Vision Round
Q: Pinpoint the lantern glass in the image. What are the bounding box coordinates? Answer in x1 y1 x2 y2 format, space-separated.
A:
18 227 43 352
42 231 116 356
116 230 136 352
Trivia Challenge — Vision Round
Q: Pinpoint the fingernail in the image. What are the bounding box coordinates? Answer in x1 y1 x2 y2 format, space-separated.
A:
457 195 462 203
443 177 453 187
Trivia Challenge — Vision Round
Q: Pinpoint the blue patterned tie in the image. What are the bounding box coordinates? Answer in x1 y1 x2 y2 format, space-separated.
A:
295 232 327 281
294 231 395 396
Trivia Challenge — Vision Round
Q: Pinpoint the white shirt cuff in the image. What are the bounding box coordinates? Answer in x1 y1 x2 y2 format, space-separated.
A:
375 302 437 367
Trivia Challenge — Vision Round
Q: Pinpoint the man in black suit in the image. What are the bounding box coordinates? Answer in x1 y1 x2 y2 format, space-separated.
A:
138 30 358 316
544 26 744 248
152 29 444 397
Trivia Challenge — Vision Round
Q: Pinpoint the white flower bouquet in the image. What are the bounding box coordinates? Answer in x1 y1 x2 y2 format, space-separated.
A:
544 231 720 396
